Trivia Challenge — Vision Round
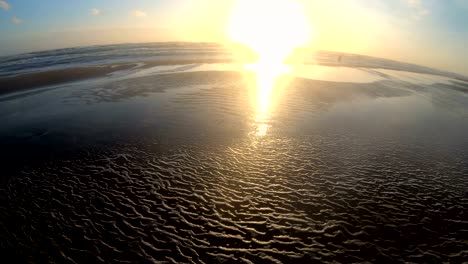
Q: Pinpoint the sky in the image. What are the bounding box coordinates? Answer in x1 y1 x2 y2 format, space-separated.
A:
0 0 467 75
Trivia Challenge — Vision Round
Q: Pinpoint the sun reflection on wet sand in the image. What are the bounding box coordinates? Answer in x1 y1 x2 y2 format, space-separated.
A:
227 0 311 137
245 62 292 137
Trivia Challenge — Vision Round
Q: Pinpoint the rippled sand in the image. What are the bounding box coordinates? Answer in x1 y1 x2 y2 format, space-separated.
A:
0 68 467 263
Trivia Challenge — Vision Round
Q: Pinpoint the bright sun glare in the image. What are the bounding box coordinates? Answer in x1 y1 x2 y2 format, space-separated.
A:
228 0 311 136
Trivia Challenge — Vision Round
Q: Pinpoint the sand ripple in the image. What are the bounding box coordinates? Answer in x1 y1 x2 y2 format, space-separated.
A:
0 135 466 263
0 68 467 263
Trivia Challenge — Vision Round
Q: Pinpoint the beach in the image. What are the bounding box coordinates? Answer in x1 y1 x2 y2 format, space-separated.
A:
0 43 467 263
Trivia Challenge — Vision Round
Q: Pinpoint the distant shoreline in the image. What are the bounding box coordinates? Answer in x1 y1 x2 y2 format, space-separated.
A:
0 57 467 97
0 59 233 96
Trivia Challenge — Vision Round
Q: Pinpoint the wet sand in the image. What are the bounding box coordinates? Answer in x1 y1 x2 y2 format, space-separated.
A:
2 56 464 97
0 64 135 95
0 59 234 96
0 65 467 263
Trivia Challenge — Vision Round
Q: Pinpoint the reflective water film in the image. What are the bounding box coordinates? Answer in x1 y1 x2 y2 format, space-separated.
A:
0 44 467 263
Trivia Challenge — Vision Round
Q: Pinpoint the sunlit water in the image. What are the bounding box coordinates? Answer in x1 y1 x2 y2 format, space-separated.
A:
0 44 467 263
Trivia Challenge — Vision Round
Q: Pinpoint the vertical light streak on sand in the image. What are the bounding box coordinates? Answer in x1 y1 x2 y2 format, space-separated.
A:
228 0 311 137
245 62 291 136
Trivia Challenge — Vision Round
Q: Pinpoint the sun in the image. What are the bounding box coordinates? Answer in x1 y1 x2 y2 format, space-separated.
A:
228 0 311 136
228 0 311 66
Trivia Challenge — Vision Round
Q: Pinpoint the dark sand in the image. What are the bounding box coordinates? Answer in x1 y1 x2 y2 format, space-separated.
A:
2 56 465 98
0 59 234 96
0 67 467 263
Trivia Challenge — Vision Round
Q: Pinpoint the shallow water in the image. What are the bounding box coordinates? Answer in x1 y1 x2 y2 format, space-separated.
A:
0 50 467 263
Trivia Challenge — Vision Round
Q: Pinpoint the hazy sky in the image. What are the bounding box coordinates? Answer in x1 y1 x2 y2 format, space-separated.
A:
0 0 467 75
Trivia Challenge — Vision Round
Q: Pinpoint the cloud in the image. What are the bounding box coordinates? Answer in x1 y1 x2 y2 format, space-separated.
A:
0 0 10 10
11 16 22 24
90 8 101 15
132 10 147 17
406 0 430 20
